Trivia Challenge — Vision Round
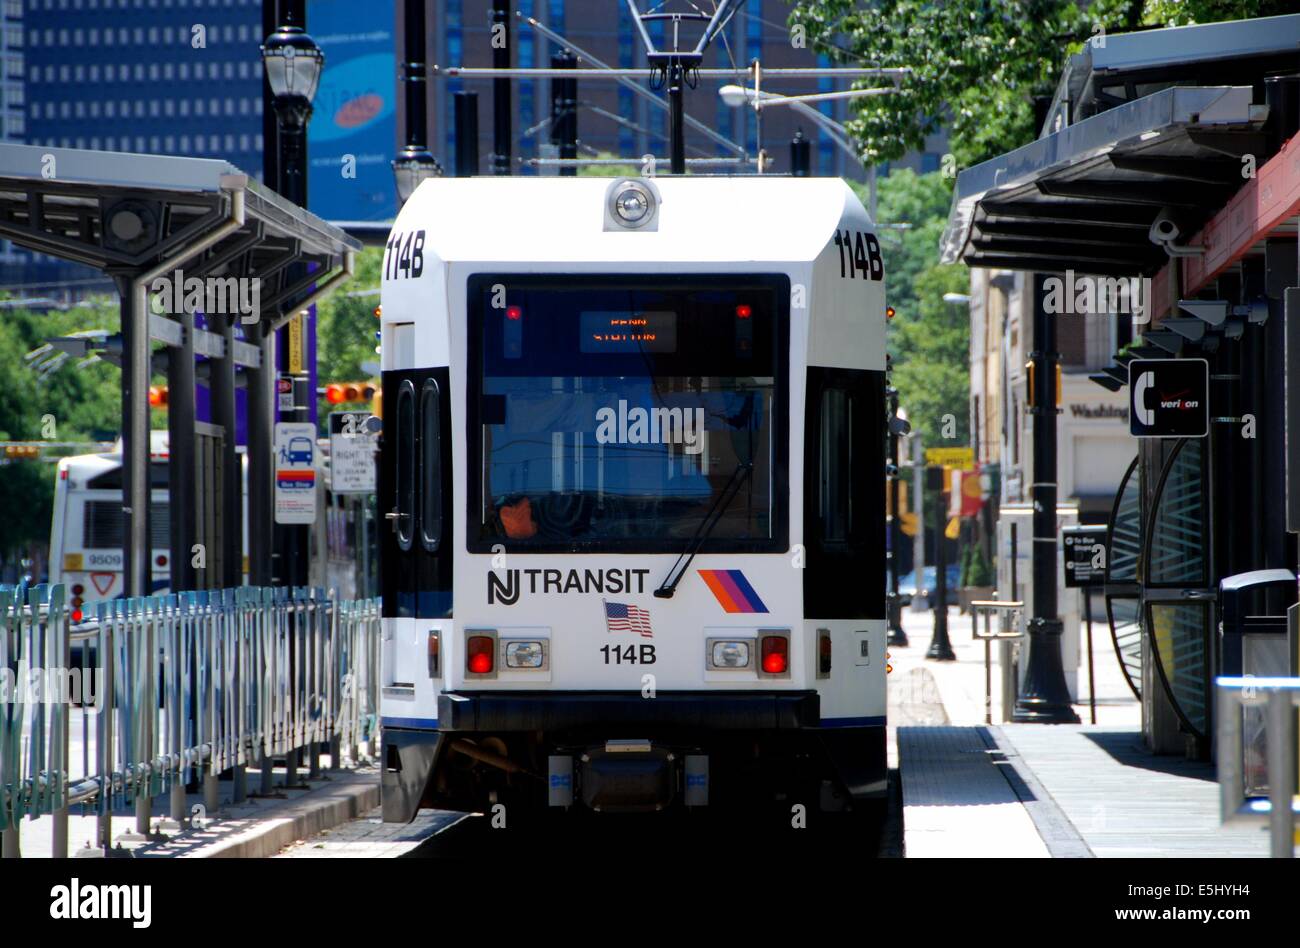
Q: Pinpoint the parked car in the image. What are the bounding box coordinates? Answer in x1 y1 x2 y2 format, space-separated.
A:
896 564 961 607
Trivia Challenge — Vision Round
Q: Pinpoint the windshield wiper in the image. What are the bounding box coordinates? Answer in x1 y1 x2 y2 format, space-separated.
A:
653 461 753 599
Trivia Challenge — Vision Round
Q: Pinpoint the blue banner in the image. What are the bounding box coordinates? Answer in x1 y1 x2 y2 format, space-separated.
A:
307 3 397 222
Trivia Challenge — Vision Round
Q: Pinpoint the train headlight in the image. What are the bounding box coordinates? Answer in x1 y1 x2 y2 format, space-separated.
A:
709 640 751 669
504 640 545 669
603 177 660 231
613 184 652 225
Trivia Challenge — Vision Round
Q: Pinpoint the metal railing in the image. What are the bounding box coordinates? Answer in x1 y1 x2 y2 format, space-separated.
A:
1216 676 1299 858
0 583 380 858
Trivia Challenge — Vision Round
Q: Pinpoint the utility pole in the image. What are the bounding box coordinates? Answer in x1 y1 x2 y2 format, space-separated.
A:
1013 273 1080 723
491 1 512 176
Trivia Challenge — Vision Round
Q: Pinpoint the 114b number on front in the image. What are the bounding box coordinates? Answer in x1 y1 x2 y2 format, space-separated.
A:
600 644 657 664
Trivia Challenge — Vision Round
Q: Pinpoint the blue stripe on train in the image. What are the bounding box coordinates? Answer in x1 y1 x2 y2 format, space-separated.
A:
819 715 886 728
381 716 440 730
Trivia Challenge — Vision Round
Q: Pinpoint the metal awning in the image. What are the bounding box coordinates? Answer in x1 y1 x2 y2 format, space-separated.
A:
0 142 361 336
0 142 363 599
940 85 1267 275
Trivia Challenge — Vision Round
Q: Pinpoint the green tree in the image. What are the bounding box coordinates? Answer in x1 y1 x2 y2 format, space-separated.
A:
788 0 1290 173
315 246 384 426
0 295 124 567
856 169 971 446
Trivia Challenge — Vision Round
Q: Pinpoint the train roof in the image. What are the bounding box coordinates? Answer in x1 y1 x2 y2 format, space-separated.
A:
395 176 869 266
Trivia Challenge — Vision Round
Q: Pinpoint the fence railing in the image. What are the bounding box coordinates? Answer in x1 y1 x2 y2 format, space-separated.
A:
1216 676 1300 858
0 583 380 858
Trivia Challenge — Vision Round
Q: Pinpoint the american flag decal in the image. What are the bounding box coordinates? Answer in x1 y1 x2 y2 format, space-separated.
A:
603 600 653 638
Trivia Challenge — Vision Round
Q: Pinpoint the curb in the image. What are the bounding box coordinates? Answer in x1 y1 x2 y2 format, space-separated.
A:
193 772 380 859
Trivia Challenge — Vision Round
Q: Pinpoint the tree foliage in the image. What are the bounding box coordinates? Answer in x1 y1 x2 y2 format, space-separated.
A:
856 169 971 447
0 298 123 566
787 0 1291 172
314 245 384 426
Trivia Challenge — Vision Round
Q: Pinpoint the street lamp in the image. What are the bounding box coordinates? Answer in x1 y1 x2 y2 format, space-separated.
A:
261 9 323 207
392 0 443 204
718 83 893 215
943 292 971 304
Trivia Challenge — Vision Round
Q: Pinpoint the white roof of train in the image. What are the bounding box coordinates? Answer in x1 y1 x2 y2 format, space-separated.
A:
395 176 869 265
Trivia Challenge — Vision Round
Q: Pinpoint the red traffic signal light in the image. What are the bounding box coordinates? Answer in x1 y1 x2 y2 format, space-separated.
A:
149 385 168 408
325 382 377 405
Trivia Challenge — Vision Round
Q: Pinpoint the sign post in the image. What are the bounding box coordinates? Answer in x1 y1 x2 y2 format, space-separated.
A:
1063 523 1108 724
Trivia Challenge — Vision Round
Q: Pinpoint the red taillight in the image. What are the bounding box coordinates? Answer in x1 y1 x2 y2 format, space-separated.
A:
155 554 167 567
71 607 83 623
761 635 788 674
467 635 495 675
735 304 752 319
506 305 522 321
71 584 84 596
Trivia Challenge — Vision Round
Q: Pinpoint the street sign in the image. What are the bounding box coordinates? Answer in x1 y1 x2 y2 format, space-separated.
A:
1062 524 1108 588
277 376 294 413
328 411 377 494
924 446 974 468
274 422 318 524
1128 358 1208 438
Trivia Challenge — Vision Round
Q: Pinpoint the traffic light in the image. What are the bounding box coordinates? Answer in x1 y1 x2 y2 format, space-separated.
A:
149 385 169 408
324 381 378 405
1025 361 1062 408
3 444 40 460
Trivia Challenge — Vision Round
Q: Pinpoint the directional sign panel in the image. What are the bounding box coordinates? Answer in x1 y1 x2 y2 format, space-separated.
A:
328 411 377 494
1129 358 1208 438
924 446 974 468
274 422 318 524
1063 524 1109 588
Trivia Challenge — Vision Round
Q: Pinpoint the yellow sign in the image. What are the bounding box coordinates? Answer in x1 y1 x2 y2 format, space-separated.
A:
63 553 84 571
288 313 305 375
925 446 974 468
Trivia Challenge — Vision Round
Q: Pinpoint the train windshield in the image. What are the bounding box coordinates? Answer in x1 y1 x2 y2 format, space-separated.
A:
470 276 787 552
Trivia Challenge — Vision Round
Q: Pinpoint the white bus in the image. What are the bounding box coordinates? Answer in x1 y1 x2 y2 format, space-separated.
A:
378 176 889 822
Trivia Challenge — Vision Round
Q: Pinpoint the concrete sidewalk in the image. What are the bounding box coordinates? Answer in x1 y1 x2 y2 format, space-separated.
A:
890 603 1270 858
9 758 380 859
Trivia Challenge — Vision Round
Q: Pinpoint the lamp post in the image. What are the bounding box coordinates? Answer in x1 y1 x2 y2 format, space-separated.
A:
393 0 442 203
925 464 956 660
261 3 323 792
1013 273 1080 723
887 376 909 647
261 0 323 584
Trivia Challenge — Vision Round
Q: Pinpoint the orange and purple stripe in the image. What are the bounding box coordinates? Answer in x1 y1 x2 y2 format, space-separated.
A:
698 569 769 614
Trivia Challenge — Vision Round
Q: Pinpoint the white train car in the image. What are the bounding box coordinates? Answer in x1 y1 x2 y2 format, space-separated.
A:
378 175 887 821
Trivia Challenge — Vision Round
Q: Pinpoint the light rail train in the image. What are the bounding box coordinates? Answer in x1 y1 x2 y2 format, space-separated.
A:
378 175 887 821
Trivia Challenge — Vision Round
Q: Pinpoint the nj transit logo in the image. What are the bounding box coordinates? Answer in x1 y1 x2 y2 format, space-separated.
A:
698 569 769 614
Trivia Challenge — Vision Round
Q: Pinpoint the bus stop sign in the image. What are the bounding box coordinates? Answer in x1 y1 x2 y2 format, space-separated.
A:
274 422 317 524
